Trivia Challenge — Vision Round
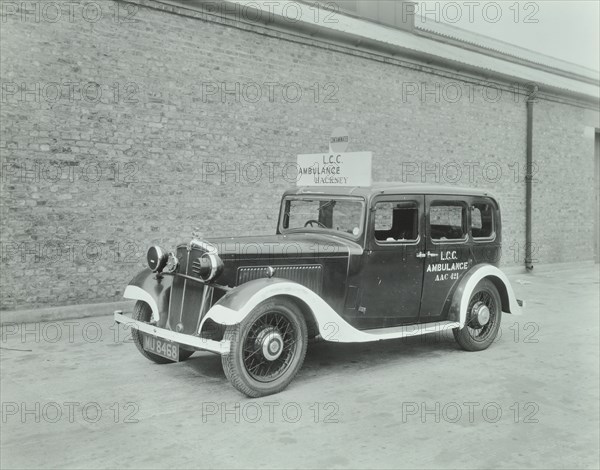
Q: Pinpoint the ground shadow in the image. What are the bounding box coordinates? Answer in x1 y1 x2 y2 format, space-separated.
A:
182 331 459 381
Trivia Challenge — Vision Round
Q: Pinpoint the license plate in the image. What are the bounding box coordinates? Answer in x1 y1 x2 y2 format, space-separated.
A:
142 334 179 361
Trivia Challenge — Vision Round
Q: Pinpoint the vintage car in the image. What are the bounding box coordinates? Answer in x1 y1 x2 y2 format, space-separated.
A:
114 183 524 397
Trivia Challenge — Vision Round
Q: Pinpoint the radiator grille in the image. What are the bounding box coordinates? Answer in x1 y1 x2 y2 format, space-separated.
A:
237 265 322 294
167 247 205 334
191 259 203 276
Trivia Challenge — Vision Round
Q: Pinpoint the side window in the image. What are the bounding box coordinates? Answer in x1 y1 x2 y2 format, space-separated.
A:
471 202 495 239
429 202 466 240
374 201 419 242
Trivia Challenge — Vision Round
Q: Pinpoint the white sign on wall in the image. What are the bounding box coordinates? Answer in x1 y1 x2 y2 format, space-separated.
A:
296 152 372 187
329 127 349 153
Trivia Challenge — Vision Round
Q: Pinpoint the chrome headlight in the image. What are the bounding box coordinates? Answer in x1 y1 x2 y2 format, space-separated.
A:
147 246 168 273
193 252 224 282
163 252 179 273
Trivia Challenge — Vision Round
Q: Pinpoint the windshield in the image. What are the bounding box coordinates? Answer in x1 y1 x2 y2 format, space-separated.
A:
280 197 365 239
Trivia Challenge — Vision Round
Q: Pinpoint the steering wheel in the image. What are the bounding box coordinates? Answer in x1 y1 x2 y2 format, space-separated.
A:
304 219 327 228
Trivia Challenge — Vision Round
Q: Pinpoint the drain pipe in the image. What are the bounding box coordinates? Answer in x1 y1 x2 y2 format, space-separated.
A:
525 85 538 271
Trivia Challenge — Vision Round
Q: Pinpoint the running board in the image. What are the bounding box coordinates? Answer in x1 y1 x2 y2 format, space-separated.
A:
321 320 460 343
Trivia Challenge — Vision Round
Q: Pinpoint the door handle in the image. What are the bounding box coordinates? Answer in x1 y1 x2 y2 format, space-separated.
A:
427 251 439 257
416 252 426 258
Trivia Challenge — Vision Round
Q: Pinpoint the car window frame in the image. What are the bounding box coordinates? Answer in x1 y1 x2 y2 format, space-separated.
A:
428 199 469 245
278 195 367 242
470 198 497 243
368 194 423 248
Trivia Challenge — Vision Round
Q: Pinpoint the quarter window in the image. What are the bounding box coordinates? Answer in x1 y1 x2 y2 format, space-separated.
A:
430 202 466 240
471 202 494 239
374 201 419 242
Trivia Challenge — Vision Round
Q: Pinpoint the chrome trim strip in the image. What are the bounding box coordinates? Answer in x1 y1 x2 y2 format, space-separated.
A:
167 270 174 328
150 245 165 271
178 249 190 326
206 253 218 280
114 311 230 354
188 238 218 254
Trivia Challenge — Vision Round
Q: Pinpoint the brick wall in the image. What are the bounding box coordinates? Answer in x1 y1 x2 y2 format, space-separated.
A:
1 0 598 311
532 102 599 263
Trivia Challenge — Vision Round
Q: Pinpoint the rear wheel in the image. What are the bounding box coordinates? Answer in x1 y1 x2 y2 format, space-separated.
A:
453 279 502 351
131 301 194 363
221 298 308 397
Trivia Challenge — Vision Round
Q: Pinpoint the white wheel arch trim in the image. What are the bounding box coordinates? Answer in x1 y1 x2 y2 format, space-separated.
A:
200 265 523 341
200 282 461 343
123 285 160 322
458 265 523 328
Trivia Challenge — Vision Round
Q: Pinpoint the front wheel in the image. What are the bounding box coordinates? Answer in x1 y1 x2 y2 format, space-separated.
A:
453 279 502 351
221 298 308 397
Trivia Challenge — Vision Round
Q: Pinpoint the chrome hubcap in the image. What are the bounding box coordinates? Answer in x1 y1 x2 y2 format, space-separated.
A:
471 301 490 327
257 327 284 361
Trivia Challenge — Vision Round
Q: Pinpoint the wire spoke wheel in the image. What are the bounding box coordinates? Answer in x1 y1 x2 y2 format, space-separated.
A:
243 311 298 382
453 279 502 351
222 298 308 397
466 290 498 342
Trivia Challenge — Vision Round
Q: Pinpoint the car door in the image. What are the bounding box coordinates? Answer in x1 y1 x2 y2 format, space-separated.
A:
419 195 472 322
356 195 426 328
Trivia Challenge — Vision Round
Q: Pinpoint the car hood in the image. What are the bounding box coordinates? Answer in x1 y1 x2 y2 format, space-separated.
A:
202 233 363 260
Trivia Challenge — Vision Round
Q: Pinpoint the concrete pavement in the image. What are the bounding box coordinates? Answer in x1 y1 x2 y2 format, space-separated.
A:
1 266 598 469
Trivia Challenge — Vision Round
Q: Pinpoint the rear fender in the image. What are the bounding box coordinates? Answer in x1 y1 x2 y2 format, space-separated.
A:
448 264 524 328
123 268 171 323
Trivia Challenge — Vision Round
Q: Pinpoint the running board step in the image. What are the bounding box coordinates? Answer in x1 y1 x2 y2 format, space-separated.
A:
323 321 460 343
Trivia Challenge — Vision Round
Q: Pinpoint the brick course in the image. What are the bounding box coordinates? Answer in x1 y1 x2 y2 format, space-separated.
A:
1 0 598 310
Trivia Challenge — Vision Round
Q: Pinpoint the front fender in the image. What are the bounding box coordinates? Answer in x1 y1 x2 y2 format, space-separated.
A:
123 268 171 323
448 264 524 328
200 278 371 342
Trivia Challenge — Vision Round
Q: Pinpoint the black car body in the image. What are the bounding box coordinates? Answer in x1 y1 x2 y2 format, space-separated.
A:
115 183 523 397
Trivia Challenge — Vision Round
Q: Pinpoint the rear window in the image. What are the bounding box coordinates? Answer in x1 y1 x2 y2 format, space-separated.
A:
471 202 495 239
430 202 466 240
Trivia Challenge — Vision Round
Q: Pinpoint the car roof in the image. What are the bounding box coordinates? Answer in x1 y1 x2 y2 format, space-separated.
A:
284 183 497 201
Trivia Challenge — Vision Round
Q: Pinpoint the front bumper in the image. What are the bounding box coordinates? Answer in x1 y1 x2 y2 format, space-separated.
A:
114 311 230 355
